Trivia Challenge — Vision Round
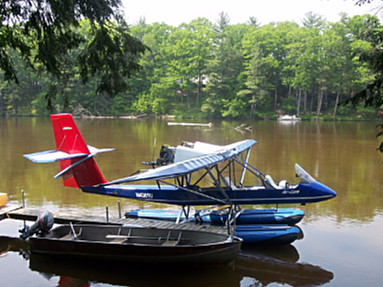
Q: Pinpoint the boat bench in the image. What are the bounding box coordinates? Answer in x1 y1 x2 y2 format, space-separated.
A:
59 227 82 240
105 231 183 246
60 234 77 240
162 231 182 246
106 234 131 243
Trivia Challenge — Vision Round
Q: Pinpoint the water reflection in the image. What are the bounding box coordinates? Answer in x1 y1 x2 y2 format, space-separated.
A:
1 118 382 286
0 235 334 287
0 236 29 259
27 245 333 287
1 118 382 221
237 245 334 286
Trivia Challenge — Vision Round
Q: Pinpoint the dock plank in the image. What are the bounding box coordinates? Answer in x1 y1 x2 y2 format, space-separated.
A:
0 205 22 221
5 208 227 235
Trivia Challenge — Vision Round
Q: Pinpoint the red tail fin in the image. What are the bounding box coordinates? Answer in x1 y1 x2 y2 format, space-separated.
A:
50 114 108 187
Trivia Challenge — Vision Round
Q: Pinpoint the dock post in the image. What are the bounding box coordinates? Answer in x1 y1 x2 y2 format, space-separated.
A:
21 189 26 230
106 205 109 223
21 189 25 208
118 201 121 218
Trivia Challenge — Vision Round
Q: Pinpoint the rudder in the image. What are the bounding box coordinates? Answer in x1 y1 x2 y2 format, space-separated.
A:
50 114 108 188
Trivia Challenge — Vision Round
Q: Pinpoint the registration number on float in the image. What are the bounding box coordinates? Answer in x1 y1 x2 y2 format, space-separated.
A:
135 192 154 199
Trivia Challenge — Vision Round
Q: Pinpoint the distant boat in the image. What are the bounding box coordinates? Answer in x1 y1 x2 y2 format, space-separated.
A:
29 224 242 264
277 115 302 121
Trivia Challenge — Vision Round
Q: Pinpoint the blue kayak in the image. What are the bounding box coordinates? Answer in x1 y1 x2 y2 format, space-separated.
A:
235 224 303 245
126 209 211 223
126 208 304 226
209 208 305 225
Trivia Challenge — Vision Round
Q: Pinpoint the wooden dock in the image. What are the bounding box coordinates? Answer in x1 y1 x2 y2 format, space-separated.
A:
0 205 22 221
1 206 226 234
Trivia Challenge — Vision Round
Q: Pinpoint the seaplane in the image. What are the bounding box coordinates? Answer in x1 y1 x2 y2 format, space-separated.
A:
23 114 336 244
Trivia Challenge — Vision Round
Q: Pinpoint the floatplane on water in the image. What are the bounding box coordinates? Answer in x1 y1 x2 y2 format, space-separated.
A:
23 114 336 244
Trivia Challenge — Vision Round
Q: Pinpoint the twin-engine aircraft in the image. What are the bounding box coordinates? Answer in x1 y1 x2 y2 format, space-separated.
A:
24 114 336 207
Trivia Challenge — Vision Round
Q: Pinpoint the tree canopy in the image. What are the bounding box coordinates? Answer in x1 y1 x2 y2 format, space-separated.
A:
0 7 382 128
0 0 147 110
346 0 383 152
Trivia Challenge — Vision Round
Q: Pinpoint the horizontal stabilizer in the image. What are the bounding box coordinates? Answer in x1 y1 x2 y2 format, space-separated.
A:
23 150 87 163
24 145 114 164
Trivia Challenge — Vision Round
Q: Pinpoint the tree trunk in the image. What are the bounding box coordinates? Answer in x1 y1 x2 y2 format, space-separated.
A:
333 92 340 118
13 97 18 116
196 73 202 106
297 88 302 116
0 89 4 117
274 83 278 111
316 89 324 119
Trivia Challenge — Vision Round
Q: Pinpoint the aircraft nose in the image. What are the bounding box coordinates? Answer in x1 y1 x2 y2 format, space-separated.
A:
324 184 336 198
310 182 336 201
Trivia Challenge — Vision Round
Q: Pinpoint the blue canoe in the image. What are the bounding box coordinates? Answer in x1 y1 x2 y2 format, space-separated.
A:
235 225 303 245
125 208 304 226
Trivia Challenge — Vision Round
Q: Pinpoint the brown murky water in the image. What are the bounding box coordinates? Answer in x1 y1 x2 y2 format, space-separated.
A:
0 117 382 286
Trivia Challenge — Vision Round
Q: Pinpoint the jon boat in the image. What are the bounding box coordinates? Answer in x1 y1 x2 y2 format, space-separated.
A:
29 223 242 264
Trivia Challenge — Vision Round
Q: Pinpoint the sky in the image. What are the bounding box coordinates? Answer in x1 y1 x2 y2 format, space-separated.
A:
121 0 381 26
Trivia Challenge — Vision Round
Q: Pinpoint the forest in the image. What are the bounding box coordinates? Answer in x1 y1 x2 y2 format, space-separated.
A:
0 11 382 120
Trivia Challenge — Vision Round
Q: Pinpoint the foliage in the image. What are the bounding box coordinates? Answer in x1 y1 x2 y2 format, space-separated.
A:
342 14 383 151
0 9 382 127
0 0 147 113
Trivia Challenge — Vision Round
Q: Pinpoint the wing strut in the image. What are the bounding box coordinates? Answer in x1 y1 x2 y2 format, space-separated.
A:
206 167 232 205
157 179 228 205
234 156 266 181
239 149 251 187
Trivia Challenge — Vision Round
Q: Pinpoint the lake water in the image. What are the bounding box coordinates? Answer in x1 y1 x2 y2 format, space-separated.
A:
0 117 382 287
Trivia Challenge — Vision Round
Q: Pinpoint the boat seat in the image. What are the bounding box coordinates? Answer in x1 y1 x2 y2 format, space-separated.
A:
162 240 179 246
60 227 82 240
110 238 127 243
106 234 130 243
60 234 76 240
223 177 238 190
264 175 281 189
162 231 182 246
278 180 288 188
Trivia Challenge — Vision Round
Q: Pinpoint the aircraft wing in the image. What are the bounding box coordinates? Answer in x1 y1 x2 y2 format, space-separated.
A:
104 139 256 185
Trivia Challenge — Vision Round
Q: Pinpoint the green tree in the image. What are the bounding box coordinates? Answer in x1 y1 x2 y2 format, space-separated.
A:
0 0 147 112
202 13 249 117
130 21 176 114
345 14 383 151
